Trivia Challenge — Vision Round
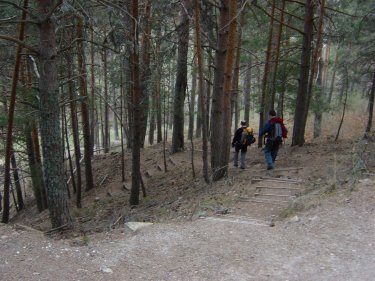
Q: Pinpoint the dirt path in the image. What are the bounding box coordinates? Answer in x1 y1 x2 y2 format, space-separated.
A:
1 177 375 281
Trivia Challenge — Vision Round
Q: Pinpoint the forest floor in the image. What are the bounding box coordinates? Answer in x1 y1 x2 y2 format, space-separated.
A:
1 112 375 280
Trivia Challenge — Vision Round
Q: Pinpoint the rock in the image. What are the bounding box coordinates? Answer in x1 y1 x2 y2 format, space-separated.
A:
359 178 369 183
197 211 207 218
100 266 113 274
289 216 300 223
1 235 8 239
94 197 100 202
215 208 229 215
308 216 319 222
125 222 153 231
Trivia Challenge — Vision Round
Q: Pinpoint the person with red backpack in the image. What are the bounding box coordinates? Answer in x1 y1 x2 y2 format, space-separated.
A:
232 120 255 169
259 110 288 170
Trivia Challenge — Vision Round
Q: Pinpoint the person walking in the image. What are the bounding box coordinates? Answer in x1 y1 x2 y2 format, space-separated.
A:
232 120 251 169
259 110 287 170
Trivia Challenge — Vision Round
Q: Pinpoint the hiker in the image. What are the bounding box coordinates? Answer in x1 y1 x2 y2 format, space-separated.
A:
259 110 287 170
232 120 255 169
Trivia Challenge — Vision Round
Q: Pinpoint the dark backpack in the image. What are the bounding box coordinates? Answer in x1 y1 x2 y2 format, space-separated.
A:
242 127 256 146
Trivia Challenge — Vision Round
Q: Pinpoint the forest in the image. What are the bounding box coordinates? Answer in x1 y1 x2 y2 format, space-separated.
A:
0 0 374 232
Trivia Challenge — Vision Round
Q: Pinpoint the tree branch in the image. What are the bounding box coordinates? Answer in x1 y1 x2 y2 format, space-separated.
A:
0 35 39 54
41 0 63 22
252 3 304 35
0 0 36 18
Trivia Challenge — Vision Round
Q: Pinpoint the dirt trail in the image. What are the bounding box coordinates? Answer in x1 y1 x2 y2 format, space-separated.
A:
1 177 375 281
1 133 375 280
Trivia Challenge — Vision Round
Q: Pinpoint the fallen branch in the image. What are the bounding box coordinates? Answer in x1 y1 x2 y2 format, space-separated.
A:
255 185 302 190
111 215 123 228
44 224 68 234
99 174 108 187
254 193 295 198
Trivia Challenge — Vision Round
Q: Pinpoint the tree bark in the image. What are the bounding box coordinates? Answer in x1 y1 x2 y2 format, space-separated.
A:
90 27 96 156
328 46 339 105
37 0 72 228
258 0 276 147
77 16 94 191
140 0 152 147
171 0 191 153
25 126 44 212
365 70 375 135
130 0 142 205
335 66 348 142
188 65 197 140
307 0 325 139
66 48 82 206
2 0 28 223
231 4 245 133
243 60 251 124
194 0 209 183
210 2 229 180
270 0 286 107
211 0 237 181
292 0 314 146
220 0 237 178
102 46 110 152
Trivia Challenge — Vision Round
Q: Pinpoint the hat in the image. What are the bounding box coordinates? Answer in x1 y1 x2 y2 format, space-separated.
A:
240 120 246 127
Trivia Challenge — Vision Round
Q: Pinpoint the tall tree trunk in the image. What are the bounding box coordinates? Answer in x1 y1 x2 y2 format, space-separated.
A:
2 0 28 223
25 127 44 211
62 107 75 198
313 55 324 138
211 0 237 181
32 122 48 209
130 0 142 205
306 0 325 138
231 4 245 133
171 0 191 153
2 84 25 212
328 46 339 105
11 152 24 211
77 16 94 191
243 60 251 124
37 0 72 228
365 70 375 135
120 72 126 183
113 65 119 141
90 27 96 156
194 0 209 183
66 50 82 207
205 54 212 135
195 62 202 138
270 0 286 108
258 0 276 147
188 65 197 140
292 0 314 146
335 66 349 141
102 47 110 152
155 27 163 143
220 0 237 178
210 2 229 180
140 0 152 147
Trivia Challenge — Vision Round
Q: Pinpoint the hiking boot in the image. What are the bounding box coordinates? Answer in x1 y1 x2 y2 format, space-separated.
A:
234 164 238 167
240 166 245 170
267 165 274 170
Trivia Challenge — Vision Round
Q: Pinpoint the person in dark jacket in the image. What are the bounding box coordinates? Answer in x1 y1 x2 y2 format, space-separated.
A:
232 120 248 169
259 110 286 170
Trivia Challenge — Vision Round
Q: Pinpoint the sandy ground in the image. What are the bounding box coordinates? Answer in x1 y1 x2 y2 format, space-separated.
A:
1 177 375 281
1 112 374 280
